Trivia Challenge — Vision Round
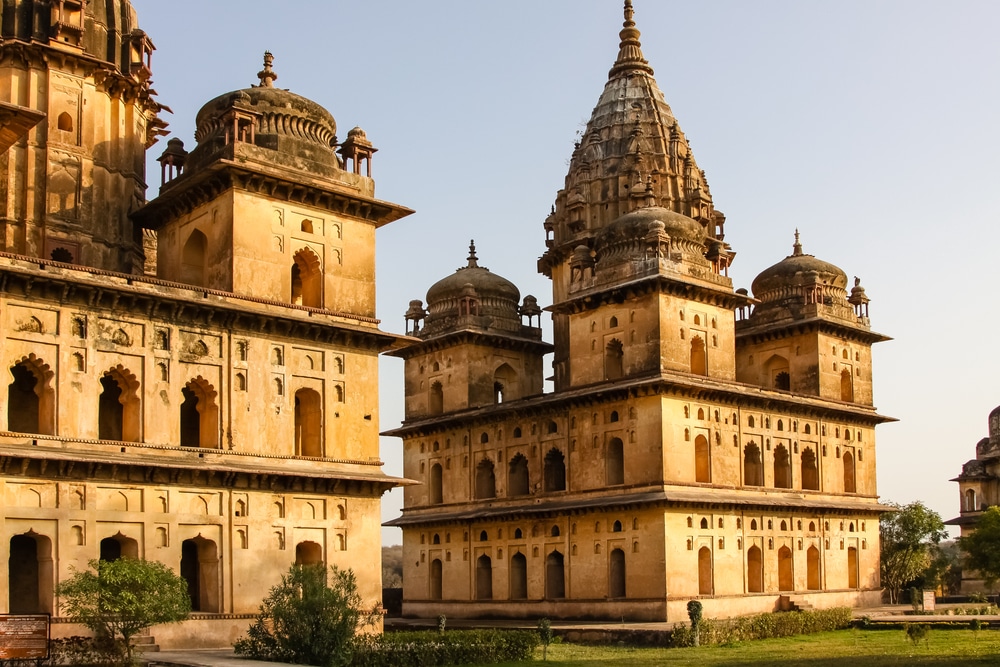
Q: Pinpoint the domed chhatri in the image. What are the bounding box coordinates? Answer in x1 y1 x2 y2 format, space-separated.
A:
751 230 848 300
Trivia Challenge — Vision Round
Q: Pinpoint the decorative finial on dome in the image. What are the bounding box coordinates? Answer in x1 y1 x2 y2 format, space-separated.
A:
467 240 479 268
792 229 803 256
610 0 654 78
645 175 656 207
257 51 278 88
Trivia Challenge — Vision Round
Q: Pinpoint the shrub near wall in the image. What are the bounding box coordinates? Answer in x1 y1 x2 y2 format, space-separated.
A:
351 630 539 667
670 607 853 647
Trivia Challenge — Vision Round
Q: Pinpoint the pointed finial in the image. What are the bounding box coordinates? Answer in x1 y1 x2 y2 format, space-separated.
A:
467 240 479 268
792 229 803 256
610 0 654 77
645 175 656 207
257 51 278 88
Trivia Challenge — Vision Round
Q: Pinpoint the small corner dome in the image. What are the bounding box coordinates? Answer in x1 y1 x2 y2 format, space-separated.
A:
751 233 848 297
425 242 520 307
598 206 705 246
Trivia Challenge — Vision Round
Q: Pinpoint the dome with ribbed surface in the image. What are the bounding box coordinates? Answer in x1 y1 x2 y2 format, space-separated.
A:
752 232 847 300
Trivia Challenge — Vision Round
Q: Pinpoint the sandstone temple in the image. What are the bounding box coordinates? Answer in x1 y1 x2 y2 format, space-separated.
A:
0 0 410 647
386 1 892 621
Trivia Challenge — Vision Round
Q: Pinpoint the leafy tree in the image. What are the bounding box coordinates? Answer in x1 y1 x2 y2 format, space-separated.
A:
381 544 403 588
959 506 1000 589
537 618 553 661
234 564 381 667
56 558 191 666
880 501 947 603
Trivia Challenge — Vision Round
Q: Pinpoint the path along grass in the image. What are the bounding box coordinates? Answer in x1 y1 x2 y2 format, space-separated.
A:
485 628 1000 666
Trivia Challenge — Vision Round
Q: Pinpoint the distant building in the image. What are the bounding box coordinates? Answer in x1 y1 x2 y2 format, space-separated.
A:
387 1 892 621
947 405 1000 593
0 1 409 647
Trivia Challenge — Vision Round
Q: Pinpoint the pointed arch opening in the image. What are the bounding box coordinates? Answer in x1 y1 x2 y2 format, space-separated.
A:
747 544 763 593
545 550 565 599
807 545 821 590
8 356 55 435
291 247 322 308
99 366 141 442
510 552 527 599
848 546 859 588
609 548 626 598
100 532 138 562
475 459 496 499
778 545 794 591
695 434 711 483
429 381 443 415
294 388 323 457
493 363 517 403
698 546 714 595
543 448 566 492
841 368 854 402
801 447 819 490
180 536 219 612
430 558 443 600
843 450 856 493
690 336 707 375
508 454 529 497
180 377 218 448
965 488 978 512
429 463 443 504
773 444 791 489
606 437 624 486
8 532 53 614
476 554 493 600
295 541 323 565
181 229 208 286
605 338 624 380
743 442 763 486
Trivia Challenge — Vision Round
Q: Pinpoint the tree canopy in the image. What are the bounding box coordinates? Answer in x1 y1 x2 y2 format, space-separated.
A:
57 558 191 666
880 501 948 604
959 505 1000 589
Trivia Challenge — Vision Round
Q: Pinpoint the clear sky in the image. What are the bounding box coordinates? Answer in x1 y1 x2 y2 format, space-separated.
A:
132 1 1000 545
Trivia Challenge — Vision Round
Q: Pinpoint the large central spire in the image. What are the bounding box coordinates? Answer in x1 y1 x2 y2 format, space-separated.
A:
539 0 725 282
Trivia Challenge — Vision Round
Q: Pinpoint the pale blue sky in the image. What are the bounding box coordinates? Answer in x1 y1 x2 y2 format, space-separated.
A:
133 1 1000 544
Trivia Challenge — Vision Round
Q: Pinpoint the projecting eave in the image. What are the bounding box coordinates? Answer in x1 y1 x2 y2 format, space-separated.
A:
548 272 752 316
383 367 895 439
0 101 45 152
385 488 892 527
385 327 553 360
736 316 891 347
945 513 981 527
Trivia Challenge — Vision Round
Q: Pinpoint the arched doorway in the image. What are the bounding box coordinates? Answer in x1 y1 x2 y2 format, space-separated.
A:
100 533 138 562
8 357 54 435
180 378 218 448
698 546 713 595
545 550 565 599
181 230 207 286
429 463 443 504
778 546 794 591
430 559 443 600
807 546 821 590
295 541 323 565
690 336 707 375
180 536 219 612
695 435 711 483
543 448 566 492
508 454 529 496
801 447 819 490
848 547 859 589
510 552 527 599
744 443 763 486
294 388 323 457
606 438 624 485
476 554 493 600
291 248 322 308
605 339 623 380
429 382 443 415
8 533 53 614
841 368 853 402
747 545 763 593
774 444 791 489
475 459 496 499
843 451 856 493
609 548 626 598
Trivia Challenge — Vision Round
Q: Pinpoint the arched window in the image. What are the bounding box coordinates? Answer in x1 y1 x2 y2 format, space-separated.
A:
843 450 856 493
8 357 55 435
609 548 626 598
606 438 624 486
700 518 709 530
695 435 711 483
429 382 443 415
743 443 763 486
8 533 53 614
801 447 819 491
291 247 322 308
773 444 791 489
807 545 821 590
774 371 790 390
510 552 527 599
476 554 493 600
848 547 859 588
294 388 323 457
181 230 207 286
494 363 517 403
543 448 566 492
430 559 443 599
605 339 623 380
475 459 496 499
508 454 529 496
778 546 794 591
57 111 73 132
690 336 707 375
747 545 763 593
698 546 713 595
181 537 219 612
965 488 978 512
100 532 138 562
429 463 443 504
545 551 565 599
180 377 218 448
841 368 854 402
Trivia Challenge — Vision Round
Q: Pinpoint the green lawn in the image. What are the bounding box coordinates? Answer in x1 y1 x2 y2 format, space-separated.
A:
485 628 1000 666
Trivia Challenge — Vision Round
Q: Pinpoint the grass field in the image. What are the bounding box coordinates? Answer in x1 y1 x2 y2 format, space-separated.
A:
485 628 1000 666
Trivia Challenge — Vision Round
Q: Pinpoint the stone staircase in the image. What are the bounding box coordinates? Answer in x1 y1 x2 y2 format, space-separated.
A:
783 595 816 612
133 633 160 653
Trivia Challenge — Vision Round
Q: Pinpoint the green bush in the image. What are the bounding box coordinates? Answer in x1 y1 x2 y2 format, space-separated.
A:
351 629 539 666
670 607 853 647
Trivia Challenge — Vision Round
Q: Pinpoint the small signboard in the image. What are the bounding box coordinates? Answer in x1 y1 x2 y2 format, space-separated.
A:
0 614 49 660
922 590 936 611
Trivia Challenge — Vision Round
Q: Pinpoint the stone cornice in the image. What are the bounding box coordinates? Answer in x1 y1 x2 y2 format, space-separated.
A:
736 317 891 347
383 370 894 439
0 252 408 352
133 148 414 230
548 272 750 315
386 329 553 360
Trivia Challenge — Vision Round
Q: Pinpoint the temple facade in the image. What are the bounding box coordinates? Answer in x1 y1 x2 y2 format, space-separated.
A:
0 1 409 648
387 1 892 621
